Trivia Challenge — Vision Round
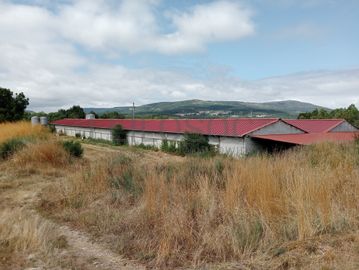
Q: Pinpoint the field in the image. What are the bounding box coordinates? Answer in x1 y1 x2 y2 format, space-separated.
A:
1 122 359 269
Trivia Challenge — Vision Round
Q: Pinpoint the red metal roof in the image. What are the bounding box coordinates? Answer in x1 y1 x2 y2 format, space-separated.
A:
51 118 279 137
251 132 359 145
283 119 344 133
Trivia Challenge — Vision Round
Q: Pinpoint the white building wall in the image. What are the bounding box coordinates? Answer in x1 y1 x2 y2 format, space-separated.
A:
55 126 112 140
218 137 246 156
55 125 247 157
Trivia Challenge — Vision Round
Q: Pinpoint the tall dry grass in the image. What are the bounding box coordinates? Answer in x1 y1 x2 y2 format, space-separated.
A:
13 140 71 168
0 209 59 253
42 142 359 267
0 208 70 269
0 122 81 177
0 121 48 144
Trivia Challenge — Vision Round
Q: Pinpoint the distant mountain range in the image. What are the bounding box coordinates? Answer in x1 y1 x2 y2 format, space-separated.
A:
85 99 329 118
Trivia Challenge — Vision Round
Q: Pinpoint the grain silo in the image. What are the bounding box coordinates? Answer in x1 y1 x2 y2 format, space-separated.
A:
86 114 95 119
31 116 40 125
40 116 48 126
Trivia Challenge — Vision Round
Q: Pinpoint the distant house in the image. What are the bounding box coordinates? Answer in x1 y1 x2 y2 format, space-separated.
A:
52 117 358 157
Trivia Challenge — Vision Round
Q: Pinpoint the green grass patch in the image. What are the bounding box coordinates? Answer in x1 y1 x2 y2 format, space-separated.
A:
0 138 26 160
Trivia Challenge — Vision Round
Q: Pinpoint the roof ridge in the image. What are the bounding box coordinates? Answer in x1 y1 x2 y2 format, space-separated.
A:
283 118 345 121
323 119 345 132
242 118 280 136
60 118 280 121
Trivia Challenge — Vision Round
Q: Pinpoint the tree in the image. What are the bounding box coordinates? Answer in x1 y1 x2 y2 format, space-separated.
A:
101 111 126 119
46 106 85 122
179 133 211 154
0 87 29 122
112 125 127 145
67 105 85 119
298 104 359 128
89 111 99 119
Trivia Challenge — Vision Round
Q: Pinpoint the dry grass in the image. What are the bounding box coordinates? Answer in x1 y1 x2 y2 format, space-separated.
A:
0 122 80 175
0 209 67 269
41 142 359 268
2 123 358 268
13 140 71 169
0 209 59 253
0 121 48 144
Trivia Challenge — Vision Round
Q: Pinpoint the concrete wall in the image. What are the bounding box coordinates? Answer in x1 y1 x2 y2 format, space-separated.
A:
127 131 183 148
55 126 112 140
126 131 246 156
330 121 358 132
55 125 246 157
250 120 304 136
218 137 245 156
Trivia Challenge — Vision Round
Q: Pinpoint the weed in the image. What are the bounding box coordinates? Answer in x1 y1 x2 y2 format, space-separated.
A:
0 138 25 159
62 140 83 158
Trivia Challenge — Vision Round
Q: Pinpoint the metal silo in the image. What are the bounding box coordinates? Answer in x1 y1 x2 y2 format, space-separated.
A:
40 116 48 126
31 116 40 125
86 114 95 119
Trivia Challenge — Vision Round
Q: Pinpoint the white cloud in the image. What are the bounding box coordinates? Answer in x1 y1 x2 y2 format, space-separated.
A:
55 0 254 54
0 0 358 112
156 1 254 53
58 0 160 53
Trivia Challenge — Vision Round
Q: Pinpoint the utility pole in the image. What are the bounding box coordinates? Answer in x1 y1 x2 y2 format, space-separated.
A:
132 102 135 120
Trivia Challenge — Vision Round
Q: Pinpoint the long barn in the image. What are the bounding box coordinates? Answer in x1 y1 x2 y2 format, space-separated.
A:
52 118 358 156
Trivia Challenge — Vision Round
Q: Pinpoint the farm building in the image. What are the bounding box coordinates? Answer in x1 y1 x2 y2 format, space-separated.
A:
52 118 358 156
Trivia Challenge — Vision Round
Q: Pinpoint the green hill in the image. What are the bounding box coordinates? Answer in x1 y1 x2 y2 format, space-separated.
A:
85 99 329 119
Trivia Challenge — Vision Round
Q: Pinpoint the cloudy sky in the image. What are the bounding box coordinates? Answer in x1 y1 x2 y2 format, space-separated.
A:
0 0 358 112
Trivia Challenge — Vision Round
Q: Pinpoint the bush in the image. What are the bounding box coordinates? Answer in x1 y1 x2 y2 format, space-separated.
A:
75 133 81 138
62 140 83 158
0 138 25 159
160 139 169 151
160 139 174 152
161 139 178 153
135 143 158 151
112 125 127 145
48 124 56 133
179 133 212 154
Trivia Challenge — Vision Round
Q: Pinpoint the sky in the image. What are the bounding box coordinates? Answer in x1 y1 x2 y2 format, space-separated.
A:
0 0 358 112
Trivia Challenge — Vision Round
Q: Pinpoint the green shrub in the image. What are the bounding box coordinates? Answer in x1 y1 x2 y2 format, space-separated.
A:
161 135 214 156
83 137 114 146
160 139 169 151
62 140 83 158
48 125 56 133
75 133 81 138
136 143 158 151
112 125 127 145
161 139 177 153
179 133 212 154
0 138 25 159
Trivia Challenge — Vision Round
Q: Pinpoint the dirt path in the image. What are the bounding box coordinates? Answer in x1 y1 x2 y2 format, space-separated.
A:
57 223 145 270
0 145 147 270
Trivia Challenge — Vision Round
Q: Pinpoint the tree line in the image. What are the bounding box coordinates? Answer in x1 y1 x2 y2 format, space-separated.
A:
1 87 359 127
28 107 127 122
298 104 359 128
0 87 29 122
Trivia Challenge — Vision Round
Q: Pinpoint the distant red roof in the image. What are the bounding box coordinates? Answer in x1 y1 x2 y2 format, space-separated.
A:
51 118 279 137
283 119 344 133
252 132 359 145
